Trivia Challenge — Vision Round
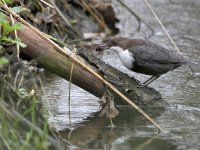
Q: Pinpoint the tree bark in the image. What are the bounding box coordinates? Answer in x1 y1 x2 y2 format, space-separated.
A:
17 26 105 98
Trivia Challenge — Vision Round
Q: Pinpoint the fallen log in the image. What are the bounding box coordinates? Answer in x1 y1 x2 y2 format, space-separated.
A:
11 24 163 106
15 25 105 98
77 48 163 106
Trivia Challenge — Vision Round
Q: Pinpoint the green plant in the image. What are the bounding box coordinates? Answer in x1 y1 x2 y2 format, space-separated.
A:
0 56 9 64
0 2 51 149
0 0 13 3
0 3 27 64
0 12 26 48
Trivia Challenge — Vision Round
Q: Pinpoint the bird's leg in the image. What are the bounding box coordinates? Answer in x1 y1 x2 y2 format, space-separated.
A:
143 75 160 86
110 116 115 128
143 76 156 85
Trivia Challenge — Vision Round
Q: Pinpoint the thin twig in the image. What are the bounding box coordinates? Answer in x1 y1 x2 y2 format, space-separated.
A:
2 0 20 61
68 50 75 103
39 0 54 8
38 77 52 116
17 71 24 89
14 69 21 89
49 0 83 38
117 0 154 34
0 3 164 132
0 134 12 150
80 0 107 32
89 3 107 29
143 0 182 56
135 135 159 150
68 48 76 128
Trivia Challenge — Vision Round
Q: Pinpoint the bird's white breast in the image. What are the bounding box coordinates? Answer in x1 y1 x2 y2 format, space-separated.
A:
110 46 134 69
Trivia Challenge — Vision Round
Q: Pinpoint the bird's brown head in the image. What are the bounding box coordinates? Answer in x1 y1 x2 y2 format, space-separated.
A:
96 37 129 51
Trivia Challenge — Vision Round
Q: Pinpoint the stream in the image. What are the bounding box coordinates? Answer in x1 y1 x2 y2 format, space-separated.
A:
41 0 200 149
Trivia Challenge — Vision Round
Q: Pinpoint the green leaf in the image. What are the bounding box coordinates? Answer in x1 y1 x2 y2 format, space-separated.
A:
70 19 78 26
2 22 11 36
0 57 9 65
1 37 26 48
12 37 27 48
11 6 28 14
0 0 13 3
0 12 7 23
0 45 4 55
18 88 29 98
10 22 24 30
2 22 24 36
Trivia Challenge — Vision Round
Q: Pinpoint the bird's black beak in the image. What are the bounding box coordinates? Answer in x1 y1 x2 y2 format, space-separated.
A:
96 44 110 51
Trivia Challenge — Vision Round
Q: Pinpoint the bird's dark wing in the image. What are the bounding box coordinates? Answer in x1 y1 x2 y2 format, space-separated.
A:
129 45 187 64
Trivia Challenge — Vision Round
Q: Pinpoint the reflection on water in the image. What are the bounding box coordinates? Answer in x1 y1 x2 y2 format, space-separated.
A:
41 0 200 149
57 107 176 150
41 74 100 131
41 76 175 149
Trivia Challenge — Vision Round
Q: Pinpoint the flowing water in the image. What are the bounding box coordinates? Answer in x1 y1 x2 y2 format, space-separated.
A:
41 0 200 149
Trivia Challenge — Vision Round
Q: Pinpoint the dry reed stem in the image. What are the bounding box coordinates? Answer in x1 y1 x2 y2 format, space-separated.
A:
67 48 76 128
117 0 154 34
49 0 82 38
80 0 107 32
39 0 54 8
143 0 182 56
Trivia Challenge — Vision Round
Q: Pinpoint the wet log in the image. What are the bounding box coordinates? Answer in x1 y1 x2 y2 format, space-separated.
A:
77 48 163 106
15 25 162 106
15 25 105 98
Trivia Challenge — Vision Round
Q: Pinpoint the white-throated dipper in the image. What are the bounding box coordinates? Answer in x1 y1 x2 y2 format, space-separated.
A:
96 37 189 86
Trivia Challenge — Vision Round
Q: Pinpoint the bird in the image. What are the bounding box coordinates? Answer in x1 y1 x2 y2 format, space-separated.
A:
96 37 189 86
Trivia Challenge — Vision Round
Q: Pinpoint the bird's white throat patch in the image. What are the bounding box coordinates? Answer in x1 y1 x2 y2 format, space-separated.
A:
110 46 134 69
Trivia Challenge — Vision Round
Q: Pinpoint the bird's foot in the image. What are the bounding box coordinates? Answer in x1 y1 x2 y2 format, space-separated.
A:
135 79 146 88
136 82 149 88
139 76 160 87
136 84 145 88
